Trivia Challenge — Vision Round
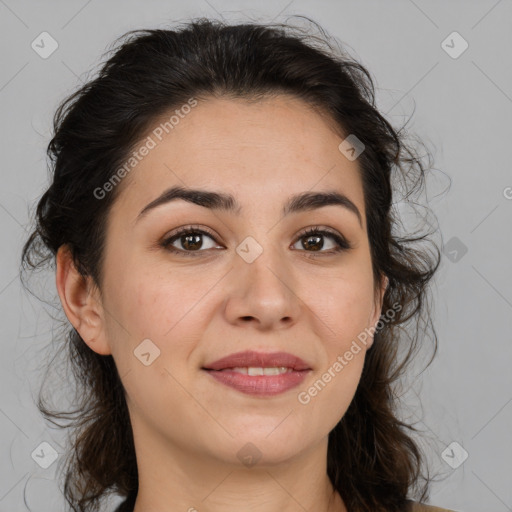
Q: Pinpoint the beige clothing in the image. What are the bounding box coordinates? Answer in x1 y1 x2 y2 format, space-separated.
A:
411 502 458 512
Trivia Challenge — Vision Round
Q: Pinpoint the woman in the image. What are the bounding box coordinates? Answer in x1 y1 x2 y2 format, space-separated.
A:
20 17 455 512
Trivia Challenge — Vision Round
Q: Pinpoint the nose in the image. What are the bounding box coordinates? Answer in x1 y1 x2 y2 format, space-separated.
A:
223 243 301 331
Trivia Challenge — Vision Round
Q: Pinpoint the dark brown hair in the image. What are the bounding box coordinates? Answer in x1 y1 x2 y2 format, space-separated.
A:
20 16 442 512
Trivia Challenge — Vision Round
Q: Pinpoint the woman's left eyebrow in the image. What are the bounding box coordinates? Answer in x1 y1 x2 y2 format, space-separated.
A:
136 185 362 228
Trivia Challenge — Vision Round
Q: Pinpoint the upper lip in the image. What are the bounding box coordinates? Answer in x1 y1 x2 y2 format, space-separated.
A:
203 350 311 371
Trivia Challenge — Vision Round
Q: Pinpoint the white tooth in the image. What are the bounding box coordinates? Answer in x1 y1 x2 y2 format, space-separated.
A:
247 367 264 376
231 367 249 374
229 367 291 375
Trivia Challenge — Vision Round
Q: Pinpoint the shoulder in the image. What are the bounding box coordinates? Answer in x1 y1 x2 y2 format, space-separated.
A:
409 501 460 512
114 496 135 512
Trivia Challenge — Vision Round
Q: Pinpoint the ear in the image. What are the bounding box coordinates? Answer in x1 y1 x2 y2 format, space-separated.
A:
55 245 111 355
366 274 389 349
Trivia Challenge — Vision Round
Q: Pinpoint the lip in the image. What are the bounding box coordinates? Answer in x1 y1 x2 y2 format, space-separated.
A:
202 350 312 397
203 350 311 371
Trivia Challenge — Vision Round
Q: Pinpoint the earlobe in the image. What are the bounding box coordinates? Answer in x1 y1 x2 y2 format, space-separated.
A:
381 275 389 305
376 274 388 312
367 274 389 349
55 245 112 355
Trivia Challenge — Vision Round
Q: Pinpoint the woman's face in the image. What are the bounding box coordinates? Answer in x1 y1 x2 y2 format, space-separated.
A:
65 95 387 470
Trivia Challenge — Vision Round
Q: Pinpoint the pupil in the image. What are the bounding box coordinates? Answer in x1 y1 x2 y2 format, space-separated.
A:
183 233 202 250
304 235 322 251
180 233 325 251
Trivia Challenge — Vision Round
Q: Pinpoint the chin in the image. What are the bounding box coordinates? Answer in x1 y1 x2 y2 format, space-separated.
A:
208 422 314 467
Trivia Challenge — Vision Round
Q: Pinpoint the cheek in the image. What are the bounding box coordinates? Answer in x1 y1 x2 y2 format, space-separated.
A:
298 282 372 429
107 270 204 420
316 274 376 342
108 262 207 341
105 266 219 397
306 272 374 414
295 341 366 440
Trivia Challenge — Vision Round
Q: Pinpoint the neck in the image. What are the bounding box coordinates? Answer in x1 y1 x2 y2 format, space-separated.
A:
131 426 346 512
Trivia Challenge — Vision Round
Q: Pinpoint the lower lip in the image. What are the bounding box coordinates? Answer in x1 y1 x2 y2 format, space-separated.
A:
203 369 310 396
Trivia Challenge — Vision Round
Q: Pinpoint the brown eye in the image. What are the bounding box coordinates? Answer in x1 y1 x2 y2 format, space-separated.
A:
178 232 203 251
161 227 221 256
292 227 352 254
160 225 352 258
301 233 324 251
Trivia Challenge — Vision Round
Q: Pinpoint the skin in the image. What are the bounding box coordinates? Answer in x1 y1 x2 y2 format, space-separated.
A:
56 94 388 512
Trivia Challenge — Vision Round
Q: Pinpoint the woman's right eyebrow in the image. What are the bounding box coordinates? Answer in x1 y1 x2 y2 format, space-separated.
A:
135 185 362 228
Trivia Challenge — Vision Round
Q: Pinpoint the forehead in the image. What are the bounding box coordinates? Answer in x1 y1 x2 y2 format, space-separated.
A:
111 94 366 223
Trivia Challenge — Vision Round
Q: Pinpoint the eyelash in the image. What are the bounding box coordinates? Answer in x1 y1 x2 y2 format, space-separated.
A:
160 224 352 258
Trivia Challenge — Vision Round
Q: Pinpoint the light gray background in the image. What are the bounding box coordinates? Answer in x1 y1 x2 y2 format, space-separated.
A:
1 1 511 511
